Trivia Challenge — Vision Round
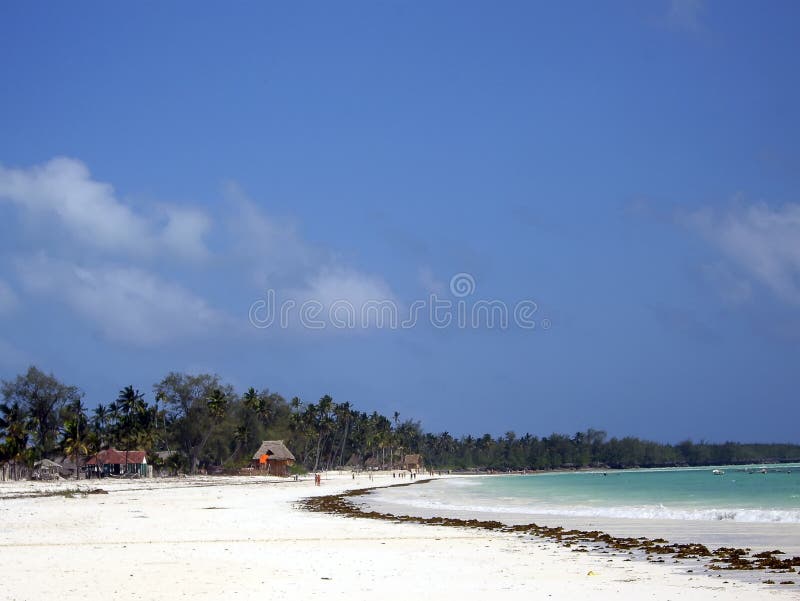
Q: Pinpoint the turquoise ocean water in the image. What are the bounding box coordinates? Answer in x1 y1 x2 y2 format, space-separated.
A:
369 464 800 523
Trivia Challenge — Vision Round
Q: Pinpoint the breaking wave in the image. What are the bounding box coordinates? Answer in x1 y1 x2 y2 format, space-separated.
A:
369 496 800 523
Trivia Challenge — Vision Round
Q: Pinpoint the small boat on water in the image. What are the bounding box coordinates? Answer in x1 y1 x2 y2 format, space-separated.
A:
712 469 725 476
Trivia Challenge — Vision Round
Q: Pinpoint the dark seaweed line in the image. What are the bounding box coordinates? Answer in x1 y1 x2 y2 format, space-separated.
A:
300 479 799 582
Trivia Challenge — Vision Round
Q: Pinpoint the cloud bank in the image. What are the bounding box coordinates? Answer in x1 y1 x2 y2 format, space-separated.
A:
1 157 397 346
15 254 231 346
686 202 800 304
0 157 210 260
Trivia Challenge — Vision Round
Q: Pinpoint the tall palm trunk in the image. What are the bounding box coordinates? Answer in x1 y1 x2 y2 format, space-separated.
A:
313 434 323 472
337 420 349 467
75 426 81 480
225 440 242 465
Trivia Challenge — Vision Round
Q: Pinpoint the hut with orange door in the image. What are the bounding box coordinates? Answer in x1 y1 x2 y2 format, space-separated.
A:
251 440 296 477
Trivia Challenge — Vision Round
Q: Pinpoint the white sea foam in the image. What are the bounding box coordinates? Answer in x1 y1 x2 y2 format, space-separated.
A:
371 495 800 524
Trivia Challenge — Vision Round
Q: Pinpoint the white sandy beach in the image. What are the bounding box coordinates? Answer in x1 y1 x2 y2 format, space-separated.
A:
0 474 795 601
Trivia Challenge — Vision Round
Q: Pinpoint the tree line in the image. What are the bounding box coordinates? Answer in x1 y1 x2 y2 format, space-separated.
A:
1 366 798 478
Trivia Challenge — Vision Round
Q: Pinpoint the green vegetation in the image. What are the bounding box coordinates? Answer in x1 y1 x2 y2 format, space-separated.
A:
40 487 85 499
1 365 799 478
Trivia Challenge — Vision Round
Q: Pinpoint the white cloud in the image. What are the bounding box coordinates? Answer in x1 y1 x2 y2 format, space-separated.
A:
686 202 800 304
0 278 18 314
160 205 212 260
0 157 150 254
0 157 210 260
226 185 317 287
2 158 400 341
15 254 231 346
301 267 396 308
226 184 399 314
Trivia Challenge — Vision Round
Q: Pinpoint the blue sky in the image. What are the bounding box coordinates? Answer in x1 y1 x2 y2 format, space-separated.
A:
1 1 798 442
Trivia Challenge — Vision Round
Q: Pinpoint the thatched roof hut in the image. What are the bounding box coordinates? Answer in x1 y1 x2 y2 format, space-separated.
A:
345 453 363 468
53 455 78 477
251 440 296 476
33 459 63 480
251 440 295 462
402 454 423 470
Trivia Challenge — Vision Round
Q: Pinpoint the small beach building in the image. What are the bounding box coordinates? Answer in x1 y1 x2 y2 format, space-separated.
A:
402 454 423 471
251 440 295 477
85 448 148 477
33 459 63 480
53 455 79 479
364 456 381 470
345 453 363 469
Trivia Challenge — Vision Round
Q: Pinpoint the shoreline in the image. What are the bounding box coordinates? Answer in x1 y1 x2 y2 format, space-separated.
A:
457 460 800 475
1 473 797 600
303 477 800 579
364 473 800 556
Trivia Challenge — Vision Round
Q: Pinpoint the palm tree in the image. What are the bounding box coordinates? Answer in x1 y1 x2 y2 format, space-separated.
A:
117 386 146 473
226 424 251 464
107 401 121 445
118 386 146 417
288 399 314 466
334 402 352 468
66 399 88 478
154 392 170 451
0 402 31 480
243 387 271 428
206 389 228 421
372 413 392 468
61 419 88 480
92 403 109 447
391 411 400 468
310 396 335 471
243 387 259 412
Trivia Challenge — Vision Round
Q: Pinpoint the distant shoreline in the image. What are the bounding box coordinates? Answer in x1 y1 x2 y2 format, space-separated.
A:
448 460 800 476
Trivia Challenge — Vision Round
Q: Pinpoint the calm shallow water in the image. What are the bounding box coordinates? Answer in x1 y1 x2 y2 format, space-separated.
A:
373 465 800 521
365 465 800 554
